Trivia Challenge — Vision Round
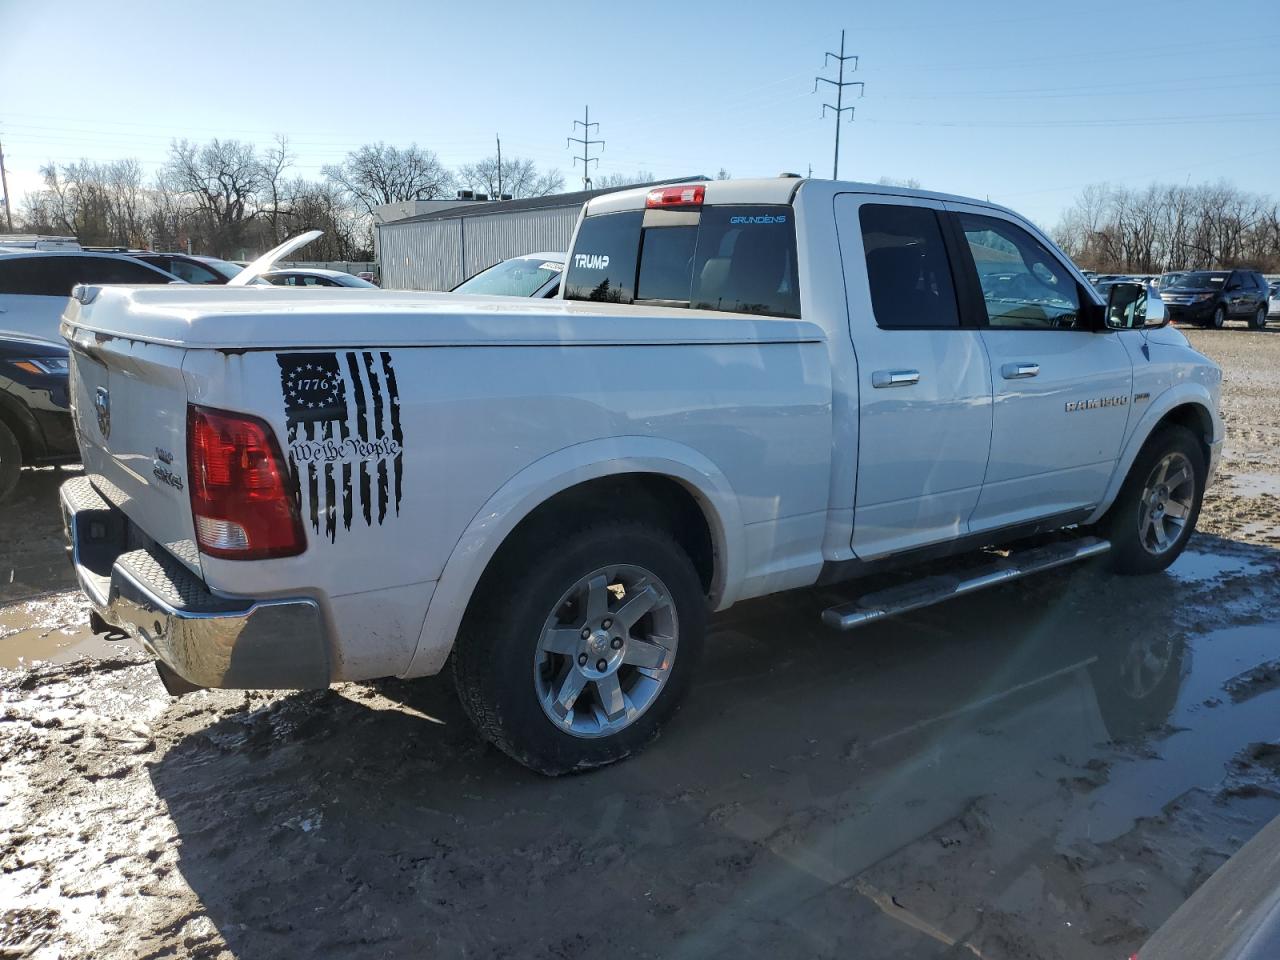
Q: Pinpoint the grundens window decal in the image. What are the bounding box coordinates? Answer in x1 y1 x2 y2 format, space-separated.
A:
276 351 404 540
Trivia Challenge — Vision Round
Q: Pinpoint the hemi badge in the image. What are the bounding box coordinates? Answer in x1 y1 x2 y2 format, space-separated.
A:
1134 392 1151 403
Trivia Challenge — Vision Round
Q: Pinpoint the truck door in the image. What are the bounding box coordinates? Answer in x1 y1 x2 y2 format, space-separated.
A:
943 204 1133 532
834 194 993 560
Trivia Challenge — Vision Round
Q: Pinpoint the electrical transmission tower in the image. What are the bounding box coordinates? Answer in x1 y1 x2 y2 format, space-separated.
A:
567 106 604 190
814 29 864 180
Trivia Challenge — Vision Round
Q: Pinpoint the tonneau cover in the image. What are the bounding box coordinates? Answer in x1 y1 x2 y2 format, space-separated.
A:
62 287 825 350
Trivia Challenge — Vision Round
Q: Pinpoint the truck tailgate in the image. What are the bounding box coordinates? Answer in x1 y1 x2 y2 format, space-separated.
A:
65 325 200 575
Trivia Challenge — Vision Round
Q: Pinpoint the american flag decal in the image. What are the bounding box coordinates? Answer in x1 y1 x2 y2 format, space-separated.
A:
277 351 404 540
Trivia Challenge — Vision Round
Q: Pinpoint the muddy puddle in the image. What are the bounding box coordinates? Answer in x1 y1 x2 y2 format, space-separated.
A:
0 592 105 669
1 531 1279 960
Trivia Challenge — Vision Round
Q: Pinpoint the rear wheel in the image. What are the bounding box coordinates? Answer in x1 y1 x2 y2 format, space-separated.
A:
0 421 22 503
452 517 706 775
1212 305 1227 329
1104 425 1205 575
1252 305 1268 330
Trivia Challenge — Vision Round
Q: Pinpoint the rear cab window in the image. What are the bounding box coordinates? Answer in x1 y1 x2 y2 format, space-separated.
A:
564 204 800 318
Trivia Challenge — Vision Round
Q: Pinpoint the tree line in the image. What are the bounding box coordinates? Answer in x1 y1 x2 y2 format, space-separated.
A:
13 138 599 260
1051 181 1280 274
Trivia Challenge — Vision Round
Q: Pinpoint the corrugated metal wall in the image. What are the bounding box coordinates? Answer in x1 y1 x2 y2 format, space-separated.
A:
378 219 462 291
377 206 579 291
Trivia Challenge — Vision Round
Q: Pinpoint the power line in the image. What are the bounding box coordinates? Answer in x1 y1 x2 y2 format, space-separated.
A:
814 29 864 180
566 106 604 190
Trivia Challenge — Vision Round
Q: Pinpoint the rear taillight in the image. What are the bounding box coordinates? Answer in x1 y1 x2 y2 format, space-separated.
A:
187 404 305 560
646 184 705 209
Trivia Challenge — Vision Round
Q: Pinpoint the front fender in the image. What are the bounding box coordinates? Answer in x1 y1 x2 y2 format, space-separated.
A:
1085 382 1221 525
402 436 745 678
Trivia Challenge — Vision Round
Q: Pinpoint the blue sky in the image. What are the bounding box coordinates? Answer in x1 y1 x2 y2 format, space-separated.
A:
1 0 1277 229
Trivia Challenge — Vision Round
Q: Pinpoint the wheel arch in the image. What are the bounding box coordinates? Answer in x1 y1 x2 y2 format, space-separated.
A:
1087 387 1220 525
402 437 745 678
0 391 45 463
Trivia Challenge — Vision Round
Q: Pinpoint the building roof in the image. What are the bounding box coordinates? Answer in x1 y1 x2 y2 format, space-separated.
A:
387 175 709 226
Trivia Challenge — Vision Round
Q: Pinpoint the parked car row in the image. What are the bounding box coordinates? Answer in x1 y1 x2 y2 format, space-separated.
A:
1085 267 1274 330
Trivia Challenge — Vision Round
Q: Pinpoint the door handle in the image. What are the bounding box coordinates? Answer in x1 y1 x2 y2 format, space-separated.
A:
872 369 920 388
1001 362 1040 379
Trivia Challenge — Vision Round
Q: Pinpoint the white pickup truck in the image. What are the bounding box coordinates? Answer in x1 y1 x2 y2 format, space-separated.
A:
59 178 1222 774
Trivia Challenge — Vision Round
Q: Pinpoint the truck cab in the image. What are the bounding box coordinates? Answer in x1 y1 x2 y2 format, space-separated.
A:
559 178 1221 565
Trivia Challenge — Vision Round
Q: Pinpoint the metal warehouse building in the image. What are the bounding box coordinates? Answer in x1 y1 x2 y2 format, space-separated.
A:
375 177 702 291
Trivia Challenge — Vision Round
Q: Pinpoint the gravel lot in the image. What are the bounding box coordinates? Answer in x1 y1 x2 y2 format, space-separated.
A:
2 326 1279 959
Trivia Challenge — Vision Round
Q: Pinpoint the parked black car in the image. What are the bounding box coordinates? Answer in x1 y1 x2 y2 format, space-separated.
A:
0 331 78 502
130 253 244 284
1161 268 1270 329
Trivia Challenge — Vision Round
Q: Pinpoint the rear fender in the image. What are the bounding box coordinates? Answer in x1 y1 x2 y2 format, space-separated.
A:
402 436 743 678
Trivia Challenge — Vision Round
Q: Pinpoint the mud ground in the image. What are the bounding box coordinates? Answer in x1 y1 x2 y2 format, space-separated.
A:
3 326 1280 959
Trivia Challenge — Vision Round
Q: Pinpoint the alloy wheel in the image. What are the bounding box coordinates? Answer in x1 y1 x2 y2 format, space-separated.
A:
1138 451 1196 556
533 564 678 738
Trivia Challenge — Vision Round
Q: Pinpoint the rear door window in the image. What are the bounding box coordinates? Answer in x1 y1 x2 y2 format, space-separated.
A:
858 203 960 329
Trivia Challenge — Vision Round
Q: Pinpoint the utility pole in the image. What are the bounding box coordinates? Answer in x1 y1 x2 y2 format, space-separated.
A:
495 133 502 199
0 138 13 232
814 29 864 180
567 106 604 190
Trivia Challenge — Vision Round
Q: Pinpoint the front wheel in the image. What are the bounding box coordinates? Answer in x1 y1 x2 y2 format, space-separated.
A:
452 518 706 775
1103 425 1205 575
1212 305 1227 329
1252 305 1268 330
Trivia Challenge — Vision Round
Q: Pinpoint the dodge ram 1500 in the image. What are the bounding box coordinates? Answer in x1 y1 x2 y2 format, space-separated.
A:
59 178 1222 774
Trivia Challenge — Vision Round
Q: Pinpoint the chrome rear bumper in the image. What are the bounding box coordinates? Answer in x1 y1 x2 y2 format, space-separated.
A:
60 475 330 691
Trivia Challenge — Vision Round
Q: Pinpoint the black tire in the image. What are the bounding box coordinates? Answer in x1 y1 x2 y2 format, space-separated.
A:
1212 305 1227 329
452 517 707 775
0 420 22 503
1252 305 1267 330
1103 424 1205 575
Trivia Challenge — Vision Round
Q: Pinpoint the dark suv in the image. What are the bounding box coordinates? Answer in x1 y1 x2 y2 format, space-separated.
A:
0 331 78 501
1160 268 1270 329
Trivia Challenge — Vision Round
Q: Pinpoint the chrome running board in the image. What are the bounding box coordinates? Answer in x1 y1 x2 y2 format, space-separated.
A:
821 536 1111 631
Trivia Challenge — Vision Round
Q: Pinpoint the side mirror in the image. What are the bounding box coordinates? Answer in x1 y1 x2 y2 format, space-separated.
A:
1105 282 1167 330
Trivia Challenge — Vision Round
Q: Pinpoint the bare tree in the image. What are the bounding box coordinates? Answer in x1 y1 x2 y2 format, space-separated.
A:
322 143 453 216
163 139 267 257
260 135 294 246
593 171 657 189
876 176 922 189
284 178 370 260
1052 179 1280 273
457 155 564 198
25 159 148 246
